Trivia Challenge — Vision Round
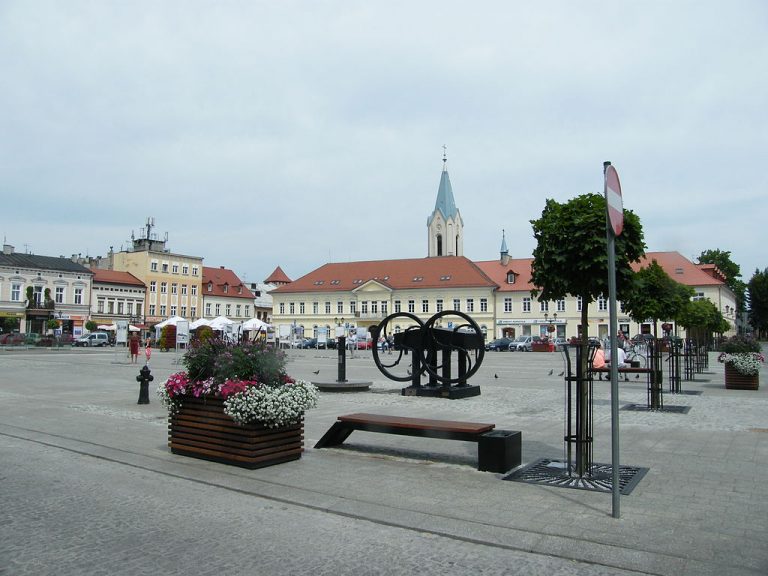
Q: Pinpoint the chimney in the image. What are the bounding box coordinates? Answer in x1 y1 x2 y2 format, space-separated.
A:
2 244 14 255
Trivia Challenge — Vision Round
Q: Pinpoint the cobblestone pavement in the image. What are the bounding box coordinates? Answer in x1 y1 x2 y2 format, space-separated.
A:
1 346 766 575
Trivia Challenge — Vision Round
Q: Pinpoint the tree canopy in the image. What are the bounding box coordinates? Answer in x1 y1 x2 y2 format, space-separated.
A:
747 268 768 338
697 249 746 312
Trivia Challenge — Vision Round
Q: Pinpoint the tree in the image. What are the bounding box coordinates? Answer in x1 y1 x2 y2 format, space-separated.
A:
678 298 729 345
697 249 746 313
621 260 694 337
85 320 98 332
748 268 768 338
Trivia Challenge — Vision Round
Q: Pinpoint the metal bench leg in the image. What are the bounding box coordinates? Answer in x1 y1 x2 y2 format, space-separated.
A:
314 422 355 448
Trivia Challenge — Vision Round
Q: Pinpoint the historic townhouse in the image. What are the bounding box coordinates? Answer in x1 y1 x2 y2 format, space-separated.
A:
89 269 147 327
110 222 204 325
201 266 255 321
0 244 92 336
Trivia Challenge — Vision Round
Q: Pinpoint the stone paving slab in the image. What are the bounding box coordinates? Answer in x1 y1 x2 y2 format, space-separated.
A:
1 346 766 575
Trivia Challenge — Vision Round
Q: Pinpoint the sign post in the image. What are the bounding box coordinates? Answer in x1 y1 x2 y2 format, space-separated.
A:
604 161 624 519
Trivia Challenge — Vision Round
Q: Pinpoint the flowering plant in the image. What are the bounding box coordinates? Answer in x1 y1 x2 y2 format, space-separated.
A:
157 338 318 427
718 351 765 376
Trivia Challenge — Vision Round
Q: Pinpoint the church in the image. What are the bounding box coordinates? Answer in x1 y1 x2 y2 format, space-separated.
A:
270 156 736 343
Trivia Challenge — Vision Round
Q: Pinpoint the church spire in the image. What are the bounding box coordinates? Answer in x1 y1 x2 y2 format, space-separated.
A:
500 229 510 265
427 148 464 257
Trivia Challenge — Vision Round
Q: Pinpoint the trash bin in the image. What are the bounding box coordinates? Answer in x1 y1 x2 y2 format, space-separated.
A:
478 430 521 473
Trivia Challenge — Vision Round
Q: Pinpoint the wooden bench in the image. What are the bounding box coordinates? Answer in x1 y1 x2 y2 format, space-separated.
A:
592 366 652 380
314 413 521 473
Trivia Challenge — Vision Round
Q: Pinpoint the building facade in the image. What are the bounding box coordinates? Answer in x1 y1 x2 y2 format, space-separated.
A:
201 266 255 320
89 269 147 327
0 244 93 336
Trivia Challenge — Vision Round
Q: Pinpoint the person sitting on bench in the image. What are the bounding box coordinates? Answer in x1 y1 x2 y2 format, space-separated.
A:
592 342 606 379
605 345 629 380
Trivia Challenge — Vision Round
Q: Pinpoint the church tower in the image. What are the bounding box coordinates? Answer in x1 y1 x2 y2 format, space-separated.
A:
427 150 464 257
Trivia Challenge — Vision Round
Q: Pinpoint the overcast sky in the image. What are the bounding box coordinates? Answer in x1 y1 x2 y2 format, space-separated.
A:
2 1 766 286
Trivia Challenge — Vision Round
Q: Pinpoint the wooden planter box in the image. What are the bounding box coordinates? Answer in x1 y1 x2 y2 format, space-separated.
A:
169 397 304 469
531 343 555 352
724 364 759 390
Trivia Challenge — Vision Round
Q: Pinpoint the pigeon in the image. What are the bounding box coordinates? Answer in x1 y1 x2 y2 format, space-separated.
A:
548 369 553 375
558 371 564 377
635 374 640 379
312 369 320 374
494 373 499 379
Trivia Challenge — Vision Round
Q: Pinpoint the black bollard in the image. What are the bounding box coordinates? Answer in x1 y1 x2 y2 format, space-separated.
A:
337 336 347 382
136 365 154 404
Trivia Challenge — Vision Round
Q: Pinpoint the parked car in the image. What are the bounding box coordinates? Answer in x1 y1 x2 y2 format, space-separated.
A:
508 335 540 352
552 337 568 351
485 337 514 351
25 332 42 345
354 338 373 350
74 332 111 347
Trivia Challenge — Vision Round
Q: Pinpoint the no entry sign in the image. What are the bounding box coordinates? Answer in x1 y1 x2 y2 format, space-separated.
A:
604 164 623 236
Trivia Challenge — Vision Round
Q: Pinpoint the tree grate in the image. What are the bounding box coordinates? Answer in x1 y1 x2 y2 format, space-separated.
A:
503 459 648 495
621 403 691 414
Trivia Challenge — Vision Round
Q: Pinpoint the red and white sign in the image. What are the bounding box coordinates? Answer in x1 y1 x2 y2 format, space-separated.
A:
604 164 624 236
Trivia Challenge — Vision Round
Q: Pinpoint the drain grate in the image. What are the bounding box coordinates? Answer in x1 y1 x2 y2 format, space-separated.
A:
622 403 690 414
504 459 648 495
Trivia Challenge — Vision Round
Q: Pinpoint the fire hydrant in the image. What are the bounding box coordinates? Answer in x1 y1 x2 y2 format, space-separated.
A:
137 365 153 404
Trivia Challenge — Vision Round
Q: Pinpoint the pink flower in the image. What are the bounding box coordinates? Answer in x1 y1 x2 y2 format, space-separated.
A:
219 379 258 399
165 372 190 397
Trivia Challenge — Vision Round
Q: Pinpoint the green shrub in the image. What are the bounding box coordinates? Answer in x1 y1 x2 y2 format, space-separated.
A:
721 335 761 354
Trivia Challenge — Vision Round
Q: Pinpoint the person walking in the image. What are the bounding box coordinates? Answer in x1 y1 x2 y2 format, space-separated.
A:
129 332 140 364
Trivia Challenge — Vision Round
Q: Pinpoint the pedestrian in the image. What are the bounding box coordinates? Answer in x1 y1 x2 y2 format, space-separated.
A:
144 339 152 365
129 332 140 364
592 341 606 380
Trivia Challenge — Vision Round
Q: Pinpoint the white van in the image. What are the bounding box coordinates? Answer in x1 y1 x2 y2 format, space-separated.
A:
74 332 111 347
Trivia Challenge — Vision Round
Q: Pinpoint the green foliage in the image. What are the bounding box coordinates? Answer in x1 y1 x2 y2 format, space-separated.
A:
697 249 746 312
196 325 214 343
25 286 34 307
720 335 761 354
748 268 768 337
183 338 287 384
85 320 98 332
46 319 59 330
530 192 646 317
678 298 727 333
159 325 177 350
622 260 694 329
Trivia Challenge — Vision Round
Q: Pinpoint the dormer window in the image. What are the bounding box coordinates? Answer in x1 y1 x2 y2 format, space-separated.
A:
207 282 213 292
238 286 242 294
223 284 228 293
506 272 516 284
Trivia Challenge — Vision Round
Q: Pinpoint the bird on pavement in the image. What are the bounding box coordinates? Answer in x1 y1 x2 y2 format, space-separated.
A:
635 374 640 379
548 369 553 375
494 373 499 379
558 371 564 377
312 369 320 374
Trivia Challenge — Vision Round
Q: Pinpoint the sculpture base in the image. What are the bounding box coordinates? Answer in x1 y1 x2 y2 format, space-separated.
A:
401 385 481 399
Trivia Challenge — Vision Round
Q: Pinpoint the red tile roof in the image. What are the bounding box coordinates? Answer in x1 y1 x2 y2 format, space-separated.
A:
202 266 255 299
635 252 726 286
474 258 535 292
265 266 292 284
272 256 498 294
91 268 145 287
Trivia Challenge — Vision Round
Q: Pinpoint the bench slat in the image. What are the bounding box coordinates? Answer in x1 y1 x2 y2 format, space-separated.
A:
337 413 495 434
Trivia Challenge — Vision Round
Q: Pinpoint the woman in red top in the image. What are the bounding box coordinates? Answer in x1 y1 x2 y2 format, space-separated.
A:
129 333 140 364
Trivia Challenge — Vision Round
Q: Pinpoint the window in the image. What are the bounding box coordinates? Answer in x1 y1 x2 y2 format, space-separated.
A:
223 284 228 294
325 301 331 314
191 285 197 296
55 286 64 303
598 295 607 311
244 305 250 317
313 302 318 314
215 304 221 316
466 298 474 312
162 263 169 273
97 299 105 313
361 301 369 314
136 303 142 316
381 301 388 315
108 300 114 314
127 302 133 315
349 301 356 314
182 264 189 275
408 300 415 313
181 306 187 316
150 281 157 293
577 296 583 312
74 287 83 305
504 298 513 313
453 298 460 311
160 282 167 294
181 284 187 296
170 305 177 316
206 303 212 316
557 299 566 312
480 298 487 312
436 299 443 313
371 301 379 314
171 283 178 295
522 297 531 312
540 300 549 312
117 302 124 314
192 266 199 276
160 305 166 316
151 260 158 272
190 306 196 317
421 300 429 313
299 302 305 314
506 271 516 284
225 304 231 316
289 303 295 314
337 301 344 314
149 305 156 316
236 304 241 317
692 291 705 301
394 300 401 313
11 283 21 302
279 303 285 314
172 263 179 274
207 282 213 292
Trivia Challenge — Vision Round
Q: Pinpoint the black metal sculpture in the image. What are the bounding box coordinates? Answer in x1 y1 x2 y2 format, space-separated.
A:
371 310 485 399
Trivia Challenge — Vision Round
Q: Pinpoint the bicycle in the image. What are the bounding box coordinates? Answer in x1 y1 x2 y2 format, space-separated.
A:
624 342 647 367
